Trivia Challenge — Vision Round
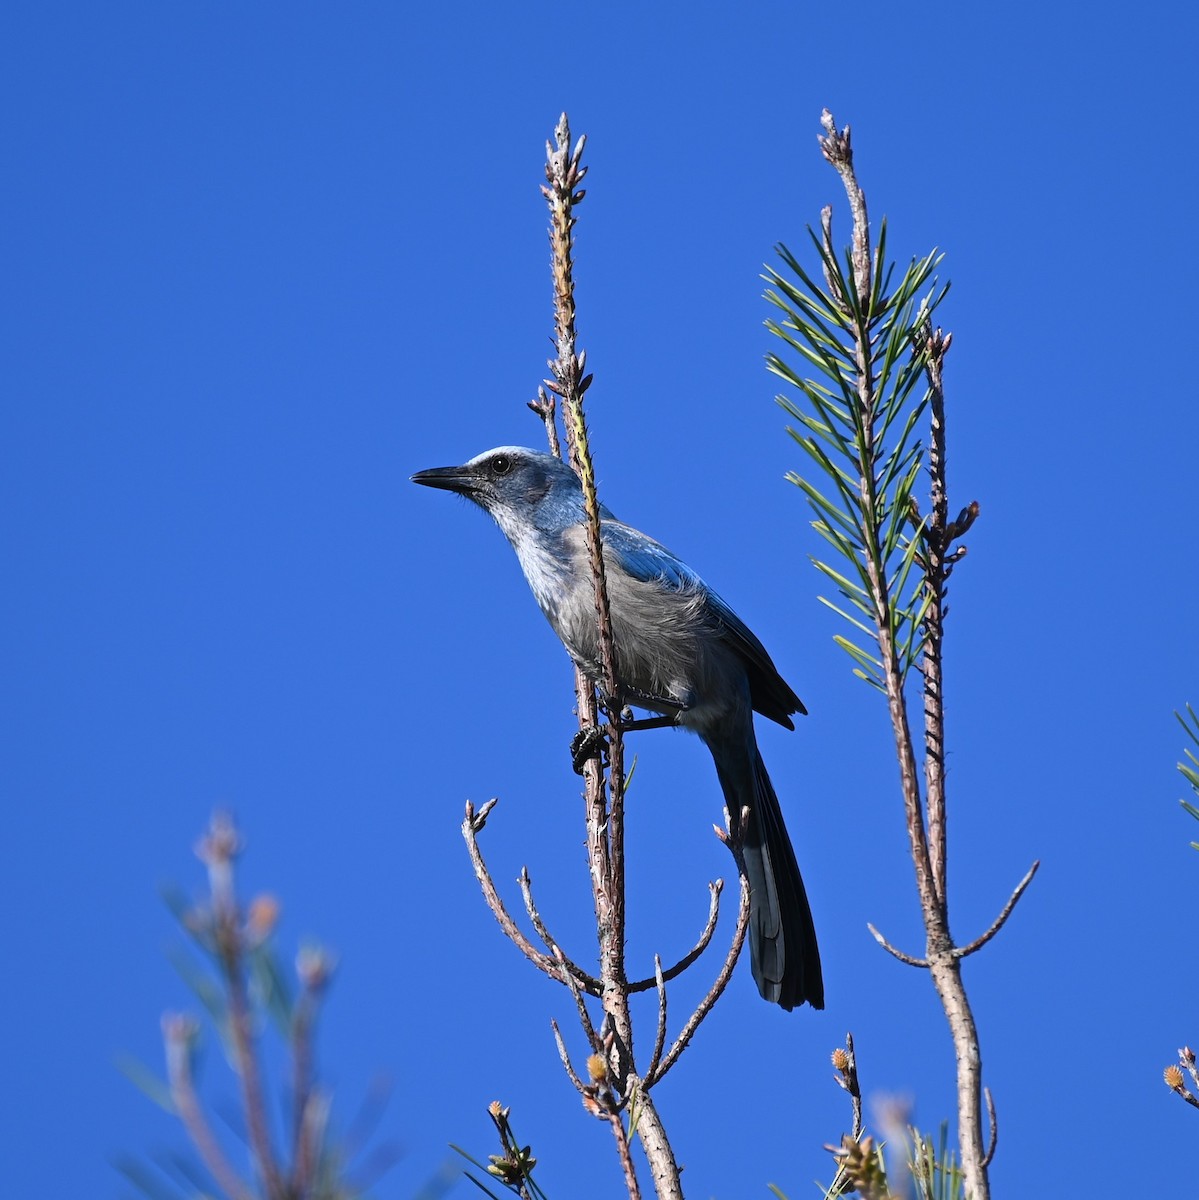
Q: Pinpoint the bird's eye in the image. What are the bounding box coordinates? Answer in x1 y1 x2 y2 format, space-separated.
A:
490 455 513 476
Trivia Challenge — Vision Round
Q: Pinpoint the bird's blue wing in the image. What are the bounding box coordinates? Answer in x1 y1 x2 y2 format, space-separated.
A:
600 520 701 592
600 520 804 725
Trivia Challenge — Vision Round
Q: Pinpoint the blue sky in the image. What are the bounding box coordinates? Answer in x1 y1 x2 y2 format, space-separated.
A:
4 3 1197 1196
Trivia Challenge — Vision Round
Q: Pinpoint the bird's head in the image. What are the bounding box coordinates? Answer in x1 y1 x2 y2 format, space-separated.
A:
411 446 586 533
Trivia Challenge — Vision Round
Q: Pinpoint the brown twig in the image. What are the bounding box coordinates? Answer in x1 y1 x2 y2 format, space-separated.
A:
527 386 560 457
551 1020 589 1094
553 945 604 1058
913 312 993 1200
1184 1046 1199 1092
647 815 752 1087
603 1107 642 1200
462 799 601 993
823 1031 866 1198
832 1032 864 1141
920 322 951 912
954 860 1040 958
644 957 669 1085
1165 1047 1199 1109
518 865 602 992
818 109 871 307
626 879 723 993
982 1087 998 1168
865 923 928 968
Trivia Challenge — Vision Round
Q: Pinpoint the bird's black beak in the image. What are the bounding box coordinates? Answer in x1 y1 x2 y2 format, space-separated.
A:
410 464 477 495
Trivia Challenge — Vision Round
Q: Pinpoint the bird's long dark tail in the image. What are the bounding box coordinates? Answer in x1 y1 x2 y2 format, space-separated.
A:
708 737 823 1010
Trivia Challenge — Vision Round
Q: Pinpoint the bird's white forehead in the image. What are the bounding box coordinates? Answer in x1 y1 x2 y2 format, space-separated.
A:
466 445 533 467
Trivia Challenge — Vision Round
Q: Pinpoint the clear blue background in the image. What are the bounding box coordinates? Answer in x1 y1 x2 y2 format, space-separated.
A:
4 3 1197 1196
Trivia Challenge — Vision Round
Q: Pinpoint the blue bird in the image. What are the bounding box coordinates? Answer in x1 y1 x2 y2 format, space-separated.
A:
412 446 823 1010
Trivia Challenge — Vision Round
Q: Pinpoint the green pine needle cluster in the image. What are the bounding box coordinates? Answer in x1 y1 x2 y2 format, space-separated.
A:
1178 703 1199 848
764 221 947 688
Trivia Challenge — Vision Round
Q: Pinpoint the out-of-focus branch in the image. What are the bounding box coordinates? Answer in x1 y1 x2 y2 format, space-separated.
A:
163 1013 256 1200
291 946 333 1196
146 815 395 1200
198 816 286 1200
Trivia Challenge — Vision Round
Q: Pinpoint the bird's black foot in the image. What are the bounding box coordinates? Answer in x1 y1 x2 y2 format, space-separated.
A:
617 684 689 714
571 725 607 774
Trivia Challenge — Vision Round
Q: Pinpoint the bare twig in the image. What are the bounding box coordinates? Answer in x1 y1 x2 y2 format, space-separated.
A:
462 800 600 994
578 1041 642 1199
825 1032 866 1198
865 923 928 968
1165 1047 1199 1110
644 957 669 1085
1184 1046 1199 1092
603 1107 642 1200
551 1020 589 1094
954 860 1040 958
527 386 560 457
1165 1074 1199 1109
554 946 604 1057
647 817 752 1087
818 110 870 306
831 1033 864 1142
982 1087 998 1168
519 865 602 992
920 321 951 911
626 879 723 993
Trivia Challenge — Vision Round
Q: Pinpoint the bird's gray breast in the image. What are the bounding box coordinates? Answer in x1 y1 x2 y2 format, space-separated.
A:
549 524 746 731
